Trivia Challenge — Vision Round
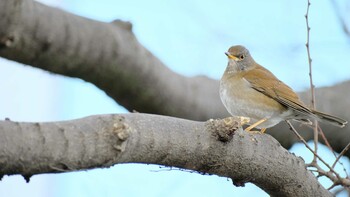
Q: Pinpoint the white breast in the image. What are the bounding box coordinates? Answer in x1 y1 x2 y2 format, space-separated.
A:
219 76 291 128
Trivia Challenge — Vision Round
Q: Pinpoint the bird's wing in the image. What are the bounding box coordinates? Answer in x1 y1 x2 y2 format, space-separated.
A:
243 66 313 116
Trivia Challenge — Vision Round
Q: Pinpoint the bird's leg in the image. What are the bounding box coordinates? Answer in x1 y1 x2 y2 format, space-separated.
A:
260 128 267 133
245 118 268 132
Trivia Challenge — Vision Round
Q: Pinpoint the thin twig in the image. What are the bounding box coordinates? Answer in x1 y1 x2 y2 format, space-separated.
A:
332 142 350 169
301 1 350 189
305 2 350 181
286 121 340 179
305 0 315 109
287 121 350 191
318 125 334 153
287 121 350 189
314 163 350 188
304 0 350 188
312 122 318 163
319 121 350 177
327 183 337 191
316 112 349 177
304 0 319 162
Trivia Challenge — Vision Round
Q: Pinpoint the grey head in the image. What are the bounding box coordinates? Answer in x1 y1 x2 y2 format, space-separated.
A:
225 45 256 73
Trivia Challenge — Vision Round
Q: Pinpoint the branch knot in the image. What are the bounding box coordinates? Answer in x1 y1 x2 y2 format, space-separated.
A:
206 117 244 142
112 116 130 151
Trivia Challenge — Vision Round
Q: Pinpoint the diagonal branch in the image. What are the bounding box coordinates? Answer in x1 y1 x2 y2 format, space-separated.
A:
0 113 331 196
0 0 224 120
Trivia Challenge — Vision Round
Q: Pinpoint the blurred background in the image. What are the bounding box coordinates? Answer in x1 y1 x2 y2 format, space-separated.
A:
0 0 349 196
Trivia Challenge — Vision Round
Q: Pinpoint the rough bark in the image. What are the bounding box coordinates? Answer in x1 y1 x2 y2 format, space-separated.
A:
0 0 223 120
0 0 349 155
0 114 331 196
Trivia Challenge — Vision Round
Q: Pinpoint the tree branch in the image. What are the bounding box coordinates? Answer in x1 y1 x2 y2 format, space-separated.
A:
0 0 224 120
0 114 331 196
0 0 349 156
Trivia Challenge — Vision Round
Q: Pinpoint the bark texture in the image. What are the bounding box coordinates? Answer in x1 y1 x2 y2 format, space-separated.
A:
0 0 223 121
0 114 331 196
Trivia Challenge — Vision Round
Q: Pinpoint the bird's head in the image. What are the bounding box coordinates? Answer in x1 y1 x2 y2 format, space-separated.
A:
225 45 256 73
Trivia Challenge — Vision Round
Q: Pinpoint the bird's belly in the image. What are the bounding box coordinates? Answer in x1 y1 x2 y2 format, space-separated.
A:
220 79 289 128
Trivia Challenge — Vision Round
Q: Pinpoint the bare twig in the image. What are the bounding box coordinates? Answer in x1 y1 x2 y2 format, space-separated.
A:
327 183 337 191
304 0 319 163
287 121 334 173
305 1 350 178
314 163 350 188
318 125 333 152
305 0 315 110
303 1 350 190
332 142 350 169
318 125 349 177
286 120 350 188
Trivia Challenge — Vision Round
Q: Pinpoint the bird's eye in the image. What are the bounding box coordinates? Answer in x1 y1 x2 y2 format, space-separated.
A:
240 55 245 60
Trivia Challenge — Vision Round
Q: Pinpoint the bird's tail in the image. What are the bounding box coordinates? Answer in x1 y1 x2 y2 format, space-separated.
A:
312 110 347 128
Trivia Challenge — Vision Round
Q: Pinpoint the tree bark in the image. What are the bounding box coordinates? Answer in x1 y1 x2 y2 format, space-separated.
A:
0 0 223 121
0 0 349 155
0 114 331 196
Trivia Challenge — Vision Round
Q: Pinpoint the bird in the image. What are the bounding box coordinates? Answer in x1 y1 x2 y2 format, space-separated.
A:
219 45 347 133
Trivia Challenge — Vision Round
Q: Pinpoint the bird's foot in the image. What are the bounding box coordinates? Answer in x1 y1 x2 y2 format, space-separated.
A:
244 128 267 134
244 118 267 134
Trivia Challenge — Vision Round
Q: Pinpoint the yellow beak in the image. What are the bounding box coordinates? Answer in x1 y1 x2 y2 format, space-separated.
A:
225 52 239 61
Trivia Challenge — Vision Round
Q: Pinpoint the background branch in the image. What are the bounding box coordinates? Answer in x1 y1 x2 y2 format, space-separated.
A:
0 114 331 196
0 0 223 120
329 0 350 37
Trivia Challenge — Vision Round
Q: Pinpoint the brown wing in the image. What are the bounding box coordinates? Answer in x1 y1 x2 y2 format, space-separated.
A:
243 65 313 116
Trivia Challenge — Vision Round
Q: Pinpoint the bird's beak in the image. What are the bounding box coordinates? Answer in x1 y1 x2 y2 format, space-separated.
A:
225 52 239 61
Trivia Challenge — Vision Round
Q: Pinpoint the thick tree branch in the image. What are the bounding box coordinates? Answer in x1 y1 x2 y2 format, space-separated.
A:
0 0 349 156
0 0 224 120
0 114 331 196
